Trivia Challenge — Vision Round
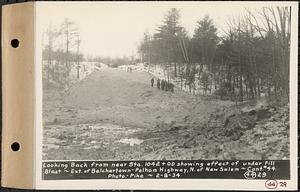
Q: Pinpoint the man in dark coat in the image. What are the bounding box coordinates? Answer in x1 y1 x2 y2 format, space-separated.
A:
165 82 169 91
151 78 154 87
157 79 161 89
169 83 174 92
161 80 165 91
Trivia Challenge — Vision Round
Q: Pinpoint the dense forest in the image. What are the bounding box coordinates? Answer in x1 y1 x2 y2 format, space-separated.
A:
138 7 291 101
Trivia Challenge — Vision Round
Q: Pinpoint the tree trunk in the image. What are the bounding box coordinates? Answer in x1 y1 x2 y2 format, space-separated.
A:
239 74 243 102
174 62 177 77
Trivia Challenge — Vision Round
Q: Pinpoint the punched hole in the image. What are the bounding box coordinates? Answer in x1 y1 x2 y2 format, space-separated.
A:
11 39 19 48
11 142 20 151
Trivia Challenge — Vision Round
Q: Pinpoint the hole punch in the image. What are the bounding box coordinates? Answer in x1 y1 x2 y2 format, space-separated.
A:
11 142 20 151
11 39 19 48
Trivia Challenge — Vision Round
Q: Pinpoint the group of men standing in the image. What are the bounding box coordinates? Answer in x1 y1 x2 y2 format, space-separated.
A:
151 78 174 92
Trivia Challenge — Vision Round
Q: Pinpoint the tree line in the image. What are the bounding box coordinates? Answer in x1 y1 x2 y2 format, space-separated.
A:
87 55 137 68
138 7 291 102
43 18 83 89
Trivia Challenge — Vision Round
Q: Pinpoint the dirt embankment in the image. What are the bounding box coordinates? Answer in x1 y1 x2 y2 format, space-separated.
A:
43 68 289 160
48 68 231 129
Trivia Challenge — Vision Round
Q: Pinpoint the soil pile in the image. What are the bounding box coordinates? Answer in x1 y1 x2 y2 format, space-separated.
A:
202 103 289 160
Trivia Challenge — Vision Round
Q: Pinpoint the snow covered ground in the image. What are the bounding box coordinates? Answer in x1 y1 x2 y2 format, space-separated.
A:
69 61 109 82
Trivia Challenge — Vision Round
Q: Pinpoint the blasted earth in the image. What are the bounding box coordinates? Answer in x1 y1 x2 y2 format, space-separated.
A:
43 66 289 160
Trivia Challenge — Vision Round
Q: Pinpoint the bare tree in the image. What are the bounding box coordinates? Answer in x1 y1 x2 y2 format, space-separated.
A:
60 18 79 81
75 33 81 79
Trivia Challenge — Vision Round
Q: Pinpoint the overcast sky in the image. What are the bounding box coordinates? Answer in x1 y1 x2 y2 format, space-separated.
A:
36 1 290 58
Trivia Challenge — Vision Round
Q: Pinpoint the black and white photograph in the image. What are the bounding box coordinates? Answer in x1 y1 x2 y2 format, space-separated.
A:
41 2 292 162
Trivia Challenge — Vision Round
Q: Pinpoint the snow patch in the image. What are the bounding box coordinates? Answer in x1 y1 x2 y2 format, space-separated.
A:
118 138 144 146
